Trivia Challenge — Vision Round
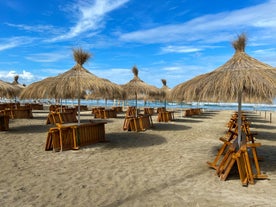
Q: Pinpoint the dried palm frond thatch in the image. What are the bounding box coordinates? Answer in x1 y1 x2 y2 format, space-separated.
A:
19 77 57 99
170 34 276 104
12 75 19 84
170 33 276 147
122 66 159 98
12 75 25 90
0 79 20 98
20 48 124 124
232 33 246 53
20 48 123 100
121 66 160 115
154 79 171 101
73 48 92 66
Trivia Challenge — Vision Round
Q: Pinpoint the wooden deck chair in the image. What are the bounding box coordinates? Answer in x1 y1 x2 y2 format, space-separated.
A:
123 117 131 131
216 139 238 177
219 144 253 186
246 142 268 180
242 121 258 143
207 121 238 169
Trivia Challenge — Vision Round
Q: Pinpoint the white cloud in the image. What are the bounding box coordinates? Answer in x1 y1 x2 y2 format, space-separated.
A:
25 52 70 63
0 70 34 84
161 45 203 54
0 70 17 79
50 0 130 41
252 48 275 55
0 37 34 51
162 66 183 72
20 70 34 80
5 23 63 34
119 1 276 44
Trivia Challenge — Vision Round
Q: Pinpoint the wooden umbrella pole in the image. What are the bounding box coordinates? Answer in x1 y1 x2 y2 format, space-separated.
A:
77 69 81 126
77 102 81 125
237 90 242 147
135 92 138 117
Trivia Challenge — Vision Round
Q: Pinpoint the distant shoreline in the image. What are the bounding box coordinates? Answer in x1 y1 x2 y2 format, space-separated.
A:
2 98 276 111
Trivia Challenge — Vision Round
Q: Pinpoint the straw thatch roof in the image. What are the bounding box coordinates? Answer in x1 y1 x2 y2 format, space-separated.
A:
151 79 171 101
20 48 124 100
52 66 122 99
19 76 57 99
160 79 171 100
12 75 19 85
11 75 25 96
0 79 20 98
170 34 276 104
121 66 159 100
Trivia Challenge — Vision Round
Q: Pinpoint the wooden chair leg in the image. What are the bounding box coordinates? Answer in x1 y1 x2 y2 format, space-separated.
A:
45 130 53 151
207 142 228 170
58 128 63 152
123 118 130 131
247 143 268 180
207 134 237 170
71 126 79 150
242 147 255 185
235 150 249 186
219 155 236 181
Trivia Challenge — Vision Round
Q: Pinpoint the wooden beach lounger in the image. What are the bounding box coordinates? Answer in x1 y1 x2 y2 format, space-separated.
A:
207 112 268 185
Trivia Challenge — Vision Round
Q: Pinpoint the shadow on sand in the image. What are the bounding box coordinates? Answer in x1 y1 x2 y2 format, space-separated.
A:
151 122 191 131
103 132 167 149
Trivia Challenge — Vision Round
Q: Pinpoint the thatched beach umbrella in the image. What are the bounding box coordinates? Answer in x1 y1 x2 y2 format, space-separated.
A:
160 79 171 109
20 48 124 124
170 34 276 146
121 66 159 116
11 75 25 100
54 51 124 124
0 79 20 99
20 76 58 100
12 75 25 88
84 78 125 107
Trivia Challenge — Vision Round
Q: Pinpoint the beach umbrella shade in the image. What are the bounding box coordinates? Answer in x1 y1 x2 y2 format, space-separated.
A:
152 79 171 109
160 79 171 109
20 76 59 100
84 78 124 100
11 75 26 101
170 34 276 146
84 78 125 107
121 66 160 116
0 79 21 99
11 75 25 87
20 48 124 124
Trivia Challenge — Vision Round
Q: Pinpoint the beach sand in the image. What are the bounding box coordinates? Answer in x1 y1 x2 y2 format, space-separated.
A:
0 108 275 207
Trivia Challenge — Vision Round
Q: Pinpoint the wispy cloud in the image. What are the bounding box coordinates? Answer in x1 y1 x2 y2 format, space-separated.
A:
119 1 276 44
162 66 184 72
25 52 70 63
0 37 34 51
5 23 63 34
50 0 130 42
252 47 276 54
161 45 203 54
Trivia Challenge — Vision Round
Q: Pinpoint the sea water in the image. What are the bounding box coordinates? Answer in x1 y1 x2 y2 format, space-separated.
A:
18 99 276 111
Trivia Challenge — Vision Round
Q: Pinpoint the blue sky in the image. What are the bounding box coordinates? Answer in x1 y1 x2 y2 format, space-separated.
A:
1 0 276 88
